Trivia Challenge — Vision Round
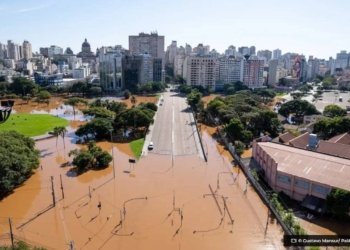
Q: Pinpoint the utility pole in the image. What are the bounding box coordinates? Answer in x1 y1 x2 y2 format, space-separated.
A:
50 176 56 207
8 218 14 250
60 174 64 199
109 129 116 179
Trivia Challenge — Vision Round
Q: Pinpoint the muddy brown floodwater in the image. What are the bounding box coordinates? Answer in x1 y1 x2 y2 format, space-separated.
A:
0 128 285 249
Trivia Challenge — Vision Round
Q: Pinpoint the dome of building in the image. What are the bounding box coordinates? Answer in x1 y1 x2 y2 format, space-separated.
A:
82 38 91 53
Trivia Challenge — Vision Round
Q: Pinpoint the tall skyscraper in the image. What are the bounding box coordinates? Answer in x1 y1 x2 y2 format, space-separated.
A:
7 40 20 61
99 47 123 91
268 59 278 85
22 40 32 60
273 49 282 60
129 32 164 58
225 45 236 57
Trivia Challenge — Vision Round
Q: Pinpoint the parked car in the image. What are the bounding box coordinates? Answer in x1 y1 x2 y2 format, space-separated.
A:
148 142 154 150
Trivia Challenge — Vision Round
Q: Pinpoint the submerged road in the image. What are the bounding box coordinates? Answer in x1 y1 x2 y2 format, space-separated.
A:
144 89 203 158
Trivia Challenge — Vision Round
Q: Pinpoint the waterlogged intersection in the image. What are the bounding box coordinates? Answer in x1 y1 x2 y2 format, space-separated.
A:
0 91 285 249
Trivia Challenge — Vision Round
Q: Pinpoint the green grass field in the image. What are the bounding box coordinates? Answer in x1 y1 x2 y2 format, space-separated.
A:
0 113 69 137
129 138 145 159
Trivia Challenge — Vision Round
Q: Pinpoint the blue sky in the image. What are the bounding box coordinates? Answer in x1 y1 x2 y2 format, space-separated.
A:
1 0 349 59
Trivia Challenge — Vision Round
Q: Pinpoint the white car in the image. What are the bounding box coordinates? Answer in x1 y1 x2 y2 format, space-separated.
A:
148 142 154 150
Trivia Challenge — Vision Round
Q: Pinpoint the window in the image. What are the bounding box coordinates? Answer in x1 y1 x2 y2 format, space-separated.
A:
277 173 291 184
295 178 309 189
312 184 330 195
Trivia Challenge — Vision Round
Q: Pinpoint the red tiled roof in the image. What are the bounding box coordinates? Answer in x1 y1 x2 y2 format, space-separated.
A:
289 132 309 149
317 141 350 159
328 133 350 145
279 132 296 143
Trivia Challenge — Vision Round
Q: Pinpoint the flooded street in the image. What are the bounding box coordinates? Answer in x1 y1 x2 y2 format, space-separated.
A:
0 131 285 249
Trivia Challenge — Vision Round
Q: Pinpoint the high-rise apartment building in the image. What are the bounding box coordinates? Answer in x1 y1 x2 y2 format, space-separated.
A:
225 46 236 57
238 46 250 56
99 46 123 91
48 45 63 57
193 44 210 56
7 40 20 61
335 50 349 69
273 49 282 60
243 56 264 88
249 46 256 56
268 59 278 85
185 56 217 90
40 47 49 57
22 40 32 60
257 50 272 63
129 32 164 58
217 56 244 88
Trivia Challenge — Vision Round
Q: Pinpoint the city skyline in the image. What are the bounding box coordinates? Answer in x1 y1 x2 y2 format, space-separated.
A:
1 0 350 59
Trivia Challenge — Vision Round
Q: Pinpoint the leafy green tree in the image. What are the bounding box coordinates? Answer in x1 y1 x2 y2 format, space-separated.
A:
83 107 115 119
87 86 102 97
322 76 336 89
187 89 202 111
52 126 68 149
313 117 350 139
70 81 88 97
178 84 192 94
107 102 127 115
124 89 131 99
206 98 226 119
234 141 245 156
122 108 154 130
69 141 112 172
0 131 39 198
64 97 88 119
35 90 51 103
76 118 113 140
326 188 350 218
323 104 347 118
225 118 244 141
279 100 320 121
139 102 158 111
10 77 38 96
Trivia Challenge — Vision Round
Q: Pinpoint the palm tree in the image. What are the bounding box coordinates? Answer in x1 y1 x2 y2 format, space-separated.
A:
64 97 88 120
53 127 60 147
53 126 68 149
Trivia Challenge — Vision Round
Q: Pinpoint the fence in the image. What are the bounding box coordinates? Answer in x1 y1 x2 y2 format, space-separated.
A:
204 113 294 236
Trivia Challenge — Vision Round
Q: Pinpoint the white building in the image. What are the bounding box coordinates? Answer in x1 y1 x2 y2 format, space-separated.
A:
174 54 186 77
73 66 90 79
22 40 32 60
7 40 20 61
217 56 244 87
48 45 63 57
185 56 217 90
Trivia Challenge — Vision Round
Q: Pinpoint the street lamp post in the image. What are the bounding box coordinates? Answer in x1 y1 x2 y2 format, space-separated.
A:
109 129 116 179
